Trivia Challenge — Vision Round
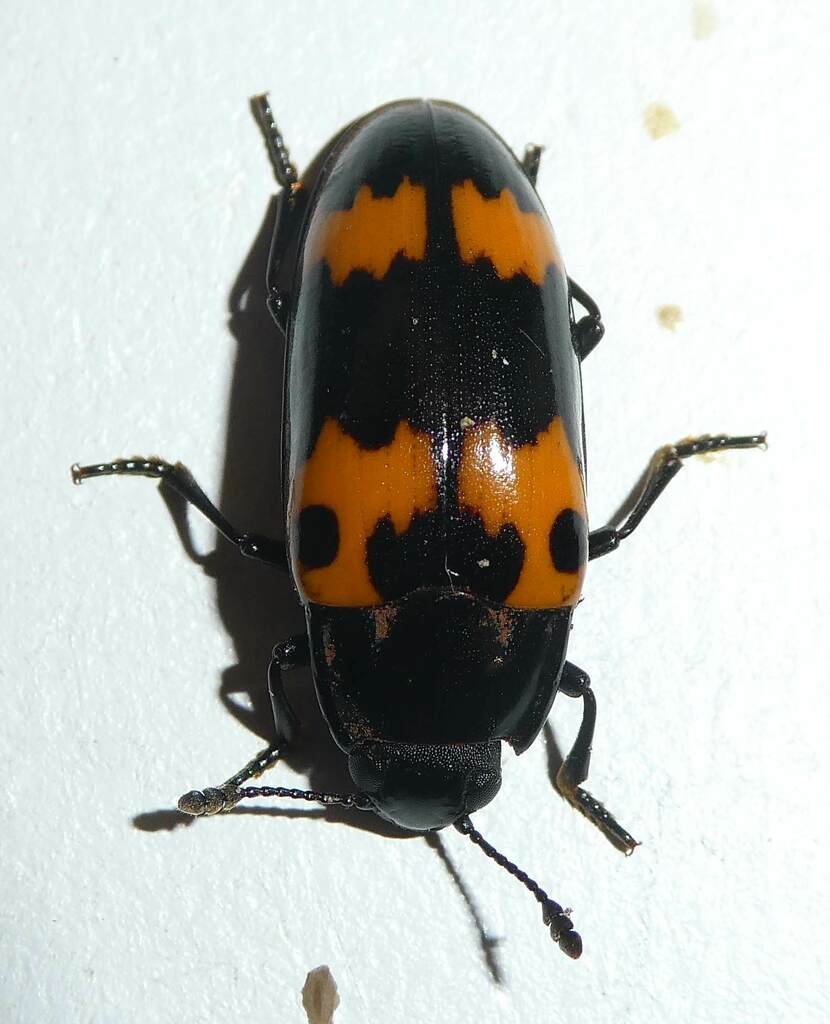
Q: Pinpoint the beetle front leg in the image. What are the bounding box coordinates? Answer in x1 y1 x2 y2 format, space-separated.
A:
178 635 307 816
589 432 767 561
566 278 606 360
251 93 298 190
555 662 639 855
521 143 543 185
71 456 287 569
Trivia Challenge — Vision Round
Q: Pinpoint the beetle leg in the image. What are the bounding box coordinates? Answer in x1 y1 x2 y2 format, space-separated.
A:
588 432 767 560
71 456 287 568
177 635 309 814
555 662 639 855
176 746 288 817
521 143 543 185
267 635 307 746
568 278 605 360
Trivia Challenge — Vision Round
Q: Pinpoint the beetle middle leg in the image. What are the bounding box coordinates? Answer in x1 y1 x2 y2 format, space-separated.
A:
588 432 767 561
71 456 287 568
553 662 639 855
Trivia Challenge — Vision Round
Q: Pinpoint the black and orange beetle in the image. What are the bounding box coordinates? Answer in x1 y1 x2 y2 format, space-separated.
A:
72 97 765 958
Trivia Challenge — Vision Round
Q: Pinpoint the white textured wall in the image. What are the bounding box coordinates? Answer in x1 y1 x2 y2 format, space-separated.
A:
2 3 827 1022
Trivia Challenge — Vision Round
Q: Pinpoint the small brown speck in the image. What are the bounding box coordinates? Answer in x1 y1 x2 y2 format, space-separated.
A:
322 626 336 667
487 606 513 648
302 965 340 1024
644 103 680 140
372 604 398 641
657 305 683 331
693 1 718 39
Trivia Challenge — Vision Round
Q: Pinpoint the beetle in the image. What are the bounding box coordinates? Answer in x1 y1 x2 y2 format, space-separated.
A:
72 97 765 958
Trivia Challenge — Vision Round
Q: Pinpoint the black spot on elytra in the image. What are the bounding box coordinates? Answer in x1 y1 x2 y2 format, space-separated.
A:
365 509 524 604
298 505 339 569
549 508 587 574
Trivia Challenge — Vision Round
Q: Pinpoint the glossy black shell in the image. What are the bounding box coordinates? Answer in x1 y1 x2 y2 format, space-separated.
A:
268 101 584 826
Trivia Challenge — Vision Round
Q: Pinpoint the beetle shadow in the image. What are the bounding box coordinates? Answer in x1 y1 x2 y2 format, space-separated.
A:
140 193 392 838
424 832 505 985
132 182 521 977
543 721 566 793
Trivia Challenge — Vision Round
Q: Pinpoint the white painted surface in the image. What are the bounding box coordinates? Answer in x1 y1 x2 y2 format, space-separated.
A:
2 3 827 1021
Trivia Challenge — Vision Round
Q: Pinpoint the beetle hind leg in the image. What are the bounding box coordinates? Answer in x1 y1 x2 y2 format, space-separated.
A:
554 662 639 855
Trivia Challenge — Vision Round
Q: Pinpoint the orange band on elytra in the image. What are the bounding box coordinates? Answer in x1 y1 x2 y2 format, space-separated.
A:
307 177 427 285
451 179 561 284
458 418 586 608
292 418 437 606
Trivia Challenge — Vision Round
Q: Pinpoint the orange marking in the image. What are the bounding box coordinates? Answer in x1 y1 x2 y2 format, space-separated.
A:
291 418 437 606
458 419 586 608
306 177 427 285
451 179 561 284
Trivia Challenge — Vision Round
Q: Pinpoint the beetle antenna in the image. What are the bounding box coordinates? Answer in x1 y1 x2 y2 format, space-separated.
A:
251 92 299 191
454 816 582 959
178 784 372 816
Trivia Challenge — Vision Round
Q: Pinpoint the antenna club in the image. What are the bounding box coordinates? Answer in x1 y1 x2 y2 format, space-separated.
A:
177 785 241 816
557 930 583 959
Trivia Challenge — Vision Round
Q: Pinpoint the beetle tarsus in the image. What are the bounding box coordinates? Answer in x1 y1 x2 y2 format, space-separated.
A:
522 143 543 185
564 784 640 856
69 453 287 568
179 742 287 816
71 456 173 485
251 92 298 191
222 744 285 788
554 662 639 854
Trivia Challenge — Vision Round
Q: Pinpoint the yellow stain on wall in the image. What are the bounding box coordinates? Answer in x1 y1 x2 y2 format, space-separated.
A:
644 103 680 140
657 304 683 331
693 1 719 39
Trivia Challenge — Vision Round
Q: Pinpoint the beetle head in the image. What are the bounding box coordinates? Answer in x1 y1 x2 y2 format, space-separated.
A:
347 739 501 831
